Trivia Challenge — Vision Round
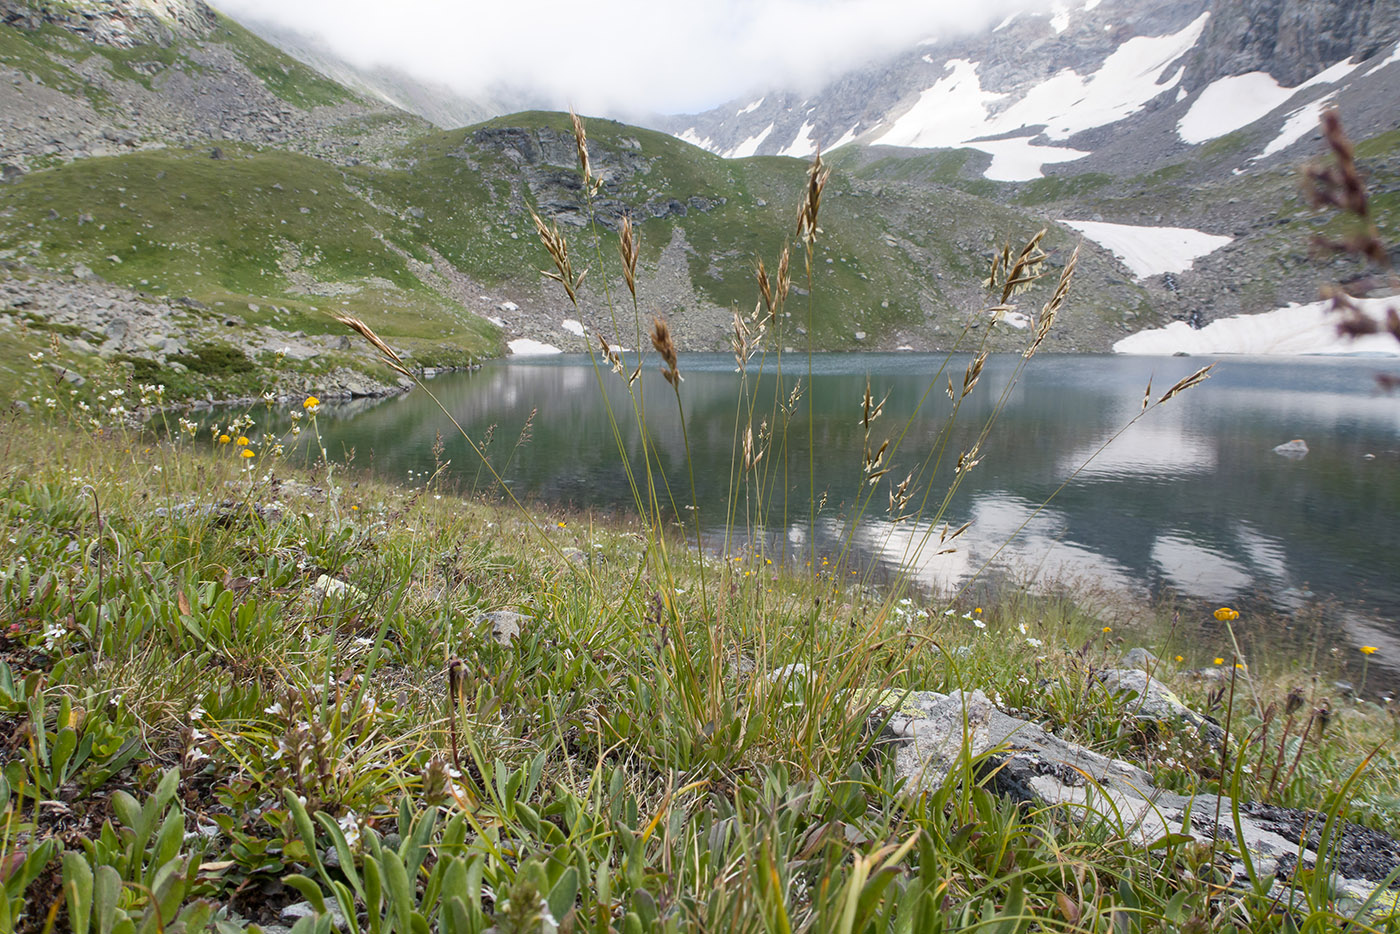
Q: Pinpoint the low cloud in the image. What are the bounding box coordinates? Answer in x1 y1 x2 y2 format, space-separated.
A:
216 0 1059 115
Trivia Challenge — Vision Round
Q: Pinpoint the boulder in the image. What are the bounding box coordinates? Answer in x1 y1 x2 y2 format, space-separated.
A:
1273 439 1309 459
1120 647 1160 670
478 609 525 645
1096 667 1225 744
859 683 1399 919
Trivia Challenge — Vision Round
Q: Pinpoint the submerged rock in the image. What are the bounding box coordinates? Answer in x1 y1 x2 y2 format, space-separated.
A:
1273 438 1309 459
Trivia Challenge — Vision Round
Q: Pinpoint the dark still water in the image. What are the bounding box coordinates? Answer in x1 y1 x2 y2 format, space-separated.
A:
269 353 1400 675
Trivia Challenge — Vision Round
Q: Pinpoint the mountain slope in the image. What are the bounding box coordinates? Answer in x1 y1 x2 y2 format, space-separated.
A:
661 0 1399 177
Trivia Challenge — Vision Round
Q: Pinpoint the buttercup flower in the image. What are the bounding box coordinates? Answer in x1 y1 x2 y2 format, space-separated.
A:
240 449 255 459
236 436 249 446
1360 645 1378 655
303 396 320 412
1214 607 1240 621
218 434 230 444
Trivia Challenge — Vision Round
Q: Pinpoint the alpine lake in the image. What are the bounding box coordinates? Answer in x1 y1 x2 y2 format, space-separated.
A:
239 352 1400 690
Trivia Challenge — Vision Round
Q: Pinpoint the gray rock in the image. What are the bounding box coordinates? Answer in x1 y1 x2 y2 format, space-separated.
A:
869 687 1400 917
479 609 524 645
1096 668 1225 744
1120 647 1160 671
47 363 84 386
1273 439 1309 459
882 689 1153 799
280 900 346 929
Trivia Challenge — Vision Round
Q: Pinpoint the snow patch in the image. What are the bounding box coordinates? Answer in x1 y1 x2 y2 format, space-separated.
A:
866 15 1205 178
1255 94 1334 160
999 15 1207 140
560 319 585 337
827 124 861 152
727 122 775 158
508 338 563 356
736 97 765 116
1061 220 1231 278
777 121 817 158
974 137 1090 181
994 13 1018 31
1112 297 1400 356
1083 0 1102 9
486 316 505 327
1365 40 1400 75
1178 57 1361 144
1050 6 1071 33
675 127 712 150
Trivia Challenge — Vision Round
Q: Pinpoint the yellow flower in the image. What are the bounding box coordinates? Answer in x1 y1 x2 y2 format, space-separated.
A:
1360 645 1378 655
974 608 982 614
235 436 249 446
1102 626 1112 633
1214 607 1239 621
239 449 255 459
1175 655 1184 662
1213 657 1224 665
351 505 359 511
303 396 320 411
218 434 230 444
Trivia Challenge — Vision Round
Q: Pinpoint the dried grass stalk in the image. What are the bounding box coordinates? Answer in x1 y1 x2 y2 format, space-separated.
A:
651 316 681 386
618 214 639 300
1156 364 1214 405
334 315 412 377
570 108 597 193
531 210 586 304
961 351 988 399
986 230 1048 306
796 149 831 246
776 245 792 304
756 257 774 318
1027 245 1078 358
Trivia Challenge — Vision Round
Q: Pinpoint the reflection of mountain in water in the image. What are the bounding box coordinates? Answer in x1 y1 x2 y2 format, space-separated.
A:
248 353 1400 674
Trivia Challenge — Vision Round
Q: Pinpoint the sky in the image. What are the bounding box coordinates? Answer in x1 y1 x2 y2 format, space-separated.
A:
215 0 1060 116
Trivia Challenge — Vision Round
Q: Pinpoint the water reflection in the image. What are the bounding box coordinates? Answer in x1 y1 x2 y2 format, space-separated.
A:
237 352 1400 679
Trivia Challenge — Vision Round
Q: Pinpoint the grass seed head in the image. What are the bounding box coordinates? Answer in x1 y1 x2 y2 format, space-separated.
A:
618 214 639 299
796 149 831 246
531 210 585 305
651 316 681 386
334 315 412 377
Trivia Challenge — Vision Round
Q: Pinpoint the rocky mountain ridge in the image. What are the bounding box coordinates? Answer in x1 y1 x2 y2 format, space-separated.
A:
659 0 1399 177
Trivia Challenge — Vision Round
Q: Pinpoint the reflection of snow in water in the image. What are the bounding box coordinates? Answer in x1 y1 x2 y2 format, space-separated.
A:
1059 419 1216 479
1150 533 1252 601
849 494 1142 597
1234 522 1290 585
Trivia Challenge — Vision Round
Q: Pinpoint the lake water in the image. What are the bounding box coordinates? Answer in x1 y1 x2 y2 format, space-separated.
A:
260 353 1400 684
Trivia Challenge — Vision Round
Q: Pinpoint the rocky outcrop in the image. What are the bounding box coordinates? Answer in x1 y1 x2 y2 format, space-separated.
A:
0 0 216 48
857 683 1400 919
468 126 725 230
0 0 426 173
1191 0 1400 87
